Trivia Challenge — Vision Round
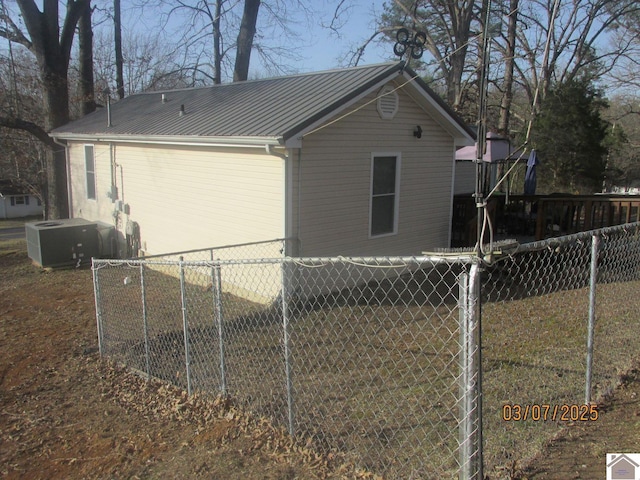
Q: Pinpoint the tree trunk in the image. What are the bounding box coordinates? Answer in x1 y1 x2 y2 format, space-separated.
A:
447 0 474 112
43 62 72 219
498 0 518 137
14 0 88 219
114 0 125 99
213 0 222 84
234 0 261 82
78 2 96 115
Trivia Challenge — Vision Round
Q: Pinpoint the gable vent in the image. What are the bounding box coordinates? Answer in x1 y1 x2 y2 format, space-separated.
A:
377 85 399 120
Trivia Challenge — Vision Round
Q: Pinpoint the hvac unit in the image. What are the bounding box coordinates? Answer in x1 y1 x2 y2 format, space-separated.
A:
96 221 117 259
25 218 116 268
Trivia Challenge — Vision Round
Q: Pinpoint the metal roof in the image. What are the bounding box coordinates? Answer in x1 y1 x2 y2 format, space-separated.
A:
51 62 474 145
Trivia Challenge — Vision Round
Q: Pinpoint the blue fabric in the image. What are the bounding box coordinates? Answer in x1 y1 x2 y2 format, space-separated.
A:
524 150 538 195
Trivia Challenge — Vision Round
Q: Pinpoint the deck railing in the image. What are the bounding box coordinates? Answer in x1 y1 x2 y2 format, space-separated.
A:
452 194 640 247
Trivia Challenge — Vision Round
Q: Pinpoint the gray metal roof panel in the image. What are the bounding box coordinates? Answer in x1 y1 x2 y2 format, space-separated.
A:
52 62 404 141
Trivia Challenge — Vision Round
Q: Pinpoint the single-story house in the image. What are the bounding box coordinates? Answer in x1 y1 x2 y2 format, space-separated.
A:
50 61 474 264
0 180 44 219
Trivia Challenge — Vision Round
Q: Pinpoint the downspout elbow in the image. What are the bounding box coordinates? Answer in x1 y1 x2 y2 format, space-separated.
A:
265 143 287 160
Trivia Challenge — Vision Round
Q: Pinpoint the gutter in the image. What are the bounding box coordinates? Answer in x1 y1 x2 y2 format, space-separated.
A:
49 133 283 149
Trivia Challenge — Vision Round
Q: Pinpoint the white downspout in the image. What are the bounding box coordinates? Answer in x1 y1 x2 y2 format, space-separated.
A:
265 144 293 256
448 144 457 248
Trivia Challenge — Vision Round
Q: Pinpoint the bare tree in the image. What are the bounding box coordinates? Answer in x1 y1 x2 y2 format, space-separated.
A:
0 0 89 218
114 0 125 98
497 0 518 136
377 0 479 115
514 0 640 105
0 48 47 204
234 0 260 81
78 1 96 114
135 0 326 84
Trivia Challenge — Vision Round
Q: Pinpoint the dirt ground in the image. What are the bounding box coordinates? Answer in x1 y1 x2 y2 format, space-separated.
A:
1 228 639 479
515 366 640 480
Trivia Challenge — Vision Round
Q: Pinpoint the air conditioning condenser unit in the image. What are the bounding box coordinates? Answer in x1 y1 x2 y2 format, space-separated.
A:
25 218 116 268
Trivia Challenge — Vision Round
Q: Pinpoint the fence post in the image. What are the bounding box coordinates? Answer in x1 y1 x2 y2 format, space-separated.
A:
458 262 483 480
585 234 600 404
140 263 151 380
179 256 192 395
91 259 104 356
210 250 227 395
281 259 295 436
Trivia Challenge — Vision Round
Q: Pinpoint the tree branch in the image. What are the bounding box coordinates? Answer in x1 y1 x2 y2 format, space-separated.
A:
0 116 57 149
61 0 90 63
0 12 32 49
16 0 45 55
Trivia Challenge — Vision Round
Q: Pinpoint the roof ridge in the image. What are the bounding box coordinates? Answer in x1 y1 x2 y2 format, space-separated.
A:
137 61 403 95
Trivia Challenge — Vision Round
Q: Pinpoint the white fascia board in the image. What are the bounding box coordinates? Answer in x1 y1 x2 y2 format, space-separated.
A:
400 71 475 147
49 133 283 149
283 73 401 149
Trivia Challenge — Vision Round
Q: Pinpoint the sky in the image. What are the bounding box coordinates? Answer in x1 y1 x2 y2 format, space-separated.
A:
124 0 396 79
289 0 393 72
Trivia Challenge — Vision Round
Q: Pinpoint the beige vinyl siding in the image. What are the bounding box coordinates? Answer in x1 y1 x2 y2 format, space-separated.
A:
296 83 456 257
69 143 114 222
68 142 284 257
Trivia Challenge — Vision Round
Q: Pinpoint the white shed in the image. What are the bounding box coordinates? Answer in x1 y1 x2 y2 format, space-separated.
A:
0 180 44 219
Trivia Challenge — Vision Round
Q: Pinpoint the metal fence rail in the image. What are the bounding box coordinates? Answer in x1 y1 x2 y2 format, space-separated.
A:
92 224 640 479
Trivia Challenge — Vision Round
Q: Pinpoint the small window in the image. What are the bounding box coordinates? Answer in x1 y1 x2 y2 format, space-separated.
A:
370 155 400 237
85 145 96 200
11 196 26 206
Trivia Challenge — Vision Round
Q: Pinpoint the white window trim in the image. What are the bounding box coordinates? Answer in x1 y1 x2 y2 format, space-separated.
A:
84 144 96 201
369 152 401 239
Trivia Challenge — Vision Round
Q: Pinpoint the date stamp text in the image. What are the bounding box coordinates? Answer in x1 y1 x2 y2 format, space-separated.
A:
502 403 598 422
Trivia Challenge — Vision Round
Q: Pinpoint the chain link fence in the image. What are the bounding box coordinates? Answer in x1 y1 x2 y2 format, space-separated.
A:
92 223 640 479
93 240 480 478
481 222 640 477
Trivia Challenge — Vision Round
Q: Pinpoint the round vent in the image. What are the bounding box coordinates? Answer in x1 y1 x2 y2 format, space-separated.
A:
377 85 399 120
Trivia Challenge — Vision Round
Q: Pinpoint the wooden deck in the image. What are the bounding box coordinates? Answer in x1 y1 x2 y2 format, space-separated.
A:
451 194 640 247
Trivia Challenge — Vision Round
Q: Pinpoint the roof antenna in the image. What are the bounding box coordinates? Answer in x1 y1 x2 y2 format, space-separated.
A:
393 27 426 70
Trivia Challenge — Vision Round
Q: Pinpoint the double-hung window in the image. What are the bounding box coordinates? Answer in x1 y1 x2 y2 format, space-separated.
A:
370 154 400 237
85 145 96 200
10 196 28 206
